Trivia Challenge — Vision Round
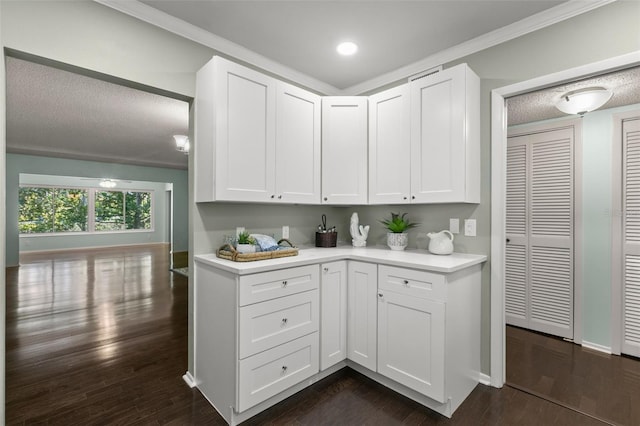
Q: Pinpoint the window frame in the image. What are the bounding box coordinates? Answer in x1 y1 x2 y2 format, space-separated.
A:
19 184 155 237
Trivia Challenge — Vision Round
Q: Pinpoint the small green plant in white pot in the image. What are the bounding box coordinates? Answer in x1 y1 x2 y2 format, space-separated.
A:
380 212 419 251
236 231 256 254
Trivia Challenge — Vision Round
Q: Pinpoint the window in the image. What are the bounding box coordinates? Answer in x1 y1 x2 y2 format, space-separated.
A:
19 187 88 233
19 186 153 235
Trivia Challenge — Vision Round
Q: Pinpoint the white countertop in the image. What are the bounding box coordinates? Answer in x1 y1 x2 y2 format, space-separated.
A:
194 246 487 275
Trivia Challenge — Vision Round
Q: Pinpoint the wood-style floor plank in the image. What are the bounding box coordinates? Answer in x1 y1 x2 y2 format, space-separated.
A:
6 245 615 425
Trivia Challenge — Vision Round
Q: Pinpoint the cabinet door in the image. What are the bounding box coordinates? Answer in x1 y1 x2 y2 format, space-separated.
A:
321 97 368 205
275 82 321 204
347 261 378 371
214 57 276 202
377 289 445 402
369 85 411 204
410 63 480 203
320 261 348 370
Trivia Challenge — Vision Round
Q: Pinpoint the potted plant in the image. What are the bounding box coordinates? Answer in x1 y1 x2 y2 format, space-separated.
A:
380 212 419 251
236 231 257 254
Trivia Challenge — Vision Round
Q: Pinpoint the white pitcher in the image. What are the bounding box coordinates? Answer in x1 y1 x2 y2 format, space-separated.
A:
427 230 454 255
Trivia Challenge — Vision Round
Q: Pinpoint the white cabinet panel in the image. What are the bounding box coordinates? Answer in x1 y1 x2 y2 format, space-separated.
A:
320 261 348 370
347 261 378 371
410 63 480 203
275 82 321 204
377 289 445 402
369 85 411 204
214 57 276 202
238 333 319 412
378 265 446 302
321 97 368 205
239 265 319 306
239 289 319 359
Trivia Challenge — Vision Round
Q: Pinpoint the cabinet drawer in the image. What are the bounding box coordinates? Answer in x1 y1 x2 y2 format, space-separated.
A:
239 289 319 359
239 265 319 306
238 332 319 413
378 265 446 301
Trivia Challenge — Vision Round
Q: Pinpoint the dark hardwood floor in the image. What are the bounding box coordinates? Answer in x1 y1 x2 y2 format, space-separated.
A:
507 325 640 426
6 245 612 425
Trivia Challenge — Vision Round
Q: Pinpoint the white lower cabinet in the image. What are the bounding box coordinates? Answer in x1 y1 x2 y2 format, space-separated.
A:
347 261 378 370
320 261 348 370
194 254 482 424
377 288 445 401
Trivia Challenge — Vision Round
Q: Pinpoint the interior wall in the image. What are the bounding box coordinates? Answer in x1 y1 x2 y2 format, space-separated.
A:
5 154 188 266
0 2 7 420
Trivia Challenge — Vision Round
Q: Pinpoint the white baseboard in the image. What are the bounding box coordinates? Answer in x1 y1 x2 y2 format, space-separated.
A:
479 373 492 386
182 371 197 388
581 340 612 354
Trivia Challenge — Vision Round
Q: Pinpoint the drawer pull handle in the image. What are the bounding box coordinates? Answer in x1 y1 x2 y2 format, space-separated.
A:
282 366 288 373
282 318 288 325
282 280 288 287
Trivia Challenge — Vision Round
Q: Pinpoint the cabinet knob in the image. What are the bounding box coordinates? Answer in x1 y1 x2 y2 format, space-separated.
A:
323 267 329 273
282 280 288 287
282 318 288 325
278 195 282 199
411 195 416 200
403 196 407 200
378 293 383 298
403 279 409 286
282 366 288 373
271 194 275 199
324 197 328 201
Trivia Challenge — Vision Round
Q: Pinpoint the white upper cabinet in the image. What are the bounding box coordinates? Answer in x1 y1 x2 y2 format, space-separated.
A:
321 97 368 205
275 82 321 204
195 56 320 203
410 63 480 203
368 85 411 204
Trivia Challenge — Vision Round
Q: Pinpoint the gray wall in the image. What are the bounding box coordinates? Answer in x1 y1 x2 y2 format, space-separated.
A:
2 0 640 382
5 154 188 266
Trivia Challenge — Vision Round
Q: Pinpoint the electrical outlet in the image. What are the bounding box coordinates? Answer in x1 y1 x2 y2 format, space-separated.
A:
464 219 476 237
236 227 245 237
449 218 460 234
282 226 290 239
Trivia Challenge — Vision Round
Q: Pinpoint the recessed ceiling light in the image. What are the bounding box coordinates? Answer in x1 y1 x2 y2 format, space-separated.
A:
336 41 358 56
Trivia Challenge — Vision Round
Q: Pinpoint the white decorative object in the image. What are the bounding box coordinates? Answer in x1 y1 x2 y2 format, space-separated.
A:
350 212 370 247
387 232 408 251
236 244 256 254
427 230 454 255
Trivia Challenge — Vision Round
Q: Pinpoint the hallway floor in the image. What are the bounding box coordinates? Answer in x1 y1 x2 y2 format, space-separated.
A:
5 245 616 425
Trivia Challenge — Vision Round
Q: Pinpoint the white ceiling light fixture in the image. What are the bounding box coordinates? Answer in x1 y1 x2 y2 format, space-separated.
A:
174 135 190 155
555 87 613 116
336 41 358 56
99 179 117 189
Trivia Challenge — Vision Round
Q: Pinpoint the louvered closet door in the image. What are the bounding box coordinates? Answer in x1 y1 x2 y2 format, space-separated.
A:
623 118 640 357
506 127 574 339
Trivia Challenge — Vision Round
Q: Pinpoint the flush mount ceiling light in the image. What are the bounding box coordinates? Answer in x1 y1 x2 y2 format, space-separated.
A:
174 135 190 155
99 179 117 189
336 41 358 56
555 87 613 116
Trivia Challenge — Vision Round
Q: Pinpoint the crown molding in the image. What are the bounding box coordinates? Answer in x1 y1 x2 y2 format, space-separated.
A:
343 0 616 95
96 0 614 96
94 0 342 95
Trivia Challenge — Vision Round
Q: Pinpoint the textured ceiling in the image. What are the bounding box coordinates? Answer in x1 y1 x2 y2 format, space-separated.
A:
139 0 565 91
6 56 189 170
508 66 640 125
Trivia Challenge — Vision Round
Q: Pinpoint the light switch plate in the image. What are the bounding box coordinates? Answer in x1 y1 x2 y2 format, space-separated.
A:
449 218 460 234
282 226 290 239
464 219 476 237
